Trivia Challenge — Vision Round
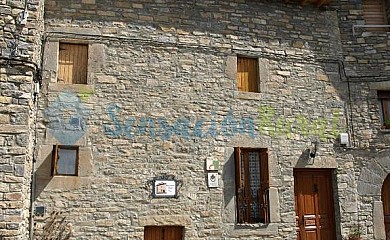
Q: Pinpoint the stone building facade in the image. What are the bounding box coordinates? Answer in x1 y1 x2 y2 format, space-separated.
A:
0 0 44 239
1 0 390 239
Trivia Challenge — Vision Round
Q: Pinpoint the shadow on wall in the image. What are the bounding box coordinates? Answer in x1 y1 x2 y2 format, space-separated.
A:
223 152 235 209
295 149 313 167
34 152 53 201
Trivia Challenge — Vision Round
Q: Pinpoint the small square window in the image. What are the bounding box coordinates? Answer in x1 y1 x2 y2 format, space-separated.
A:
234 147 269 224
52 145 79 176
362 0 388 32
237 57 259 93
378 91 390 129
58 43 88 84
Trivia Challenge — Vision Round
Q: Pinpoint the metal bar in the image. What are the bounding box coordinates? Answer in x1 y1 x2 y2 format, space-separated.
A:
352 24 390 36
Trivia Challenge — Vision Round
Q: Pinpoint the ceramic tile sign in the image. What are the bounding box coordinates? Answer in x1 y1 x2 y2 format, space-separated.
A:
206 157 219 171
154 180 177 198
208 173 219 188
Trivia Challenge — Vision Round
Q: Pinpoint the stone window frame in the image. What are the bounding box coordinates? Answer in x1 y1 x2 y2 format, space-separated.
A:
226 55 269 100
43 27 104 88
234 147 270 224
36 142 93 190
378 91 390 129
369 81 390 132
223 142 280 236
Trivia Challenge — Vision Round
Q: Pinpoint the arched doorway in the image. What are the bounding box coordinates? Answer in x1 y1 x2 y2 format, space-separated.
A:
382 174 390 239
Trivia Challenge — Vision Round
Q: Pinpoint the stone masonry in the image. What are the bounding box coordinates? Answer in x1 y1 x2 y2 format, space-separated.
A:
0 0 44 239
1 0 390 239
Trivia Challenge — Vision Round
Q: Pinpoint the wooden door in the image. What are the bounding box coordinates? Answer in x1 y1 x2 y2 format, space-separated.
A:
294 169 336 240
382 174 390 239
144 226 183 240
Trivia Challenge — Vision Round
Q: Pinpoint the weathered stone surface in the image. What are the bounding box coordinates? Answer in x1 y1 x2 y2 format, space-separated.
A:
1 0 390 239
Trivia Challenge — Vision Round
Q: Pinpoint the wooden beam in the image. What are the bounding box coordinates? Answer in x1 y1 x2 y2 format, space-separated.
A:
300 0 311 5
316 0 330 6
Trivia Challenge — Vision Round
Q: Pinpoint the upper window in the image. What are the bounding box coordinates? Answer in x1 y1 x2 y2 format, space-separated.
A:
362 0 388 31
58 43 88 84
378 91 390 129
237 57 259 93
52 145 79 176
234 147 269 224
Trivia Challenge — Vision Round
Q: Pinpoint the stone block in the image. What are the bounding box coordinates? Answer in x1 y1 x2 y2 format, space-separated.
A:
4 192 22 201
0 96 12 104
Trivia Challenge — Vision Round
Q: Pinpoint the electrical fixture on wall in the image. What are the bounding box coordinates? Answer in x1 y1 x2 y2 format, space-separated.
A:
17 10 29 26
340 133 349 146
310 141 319 159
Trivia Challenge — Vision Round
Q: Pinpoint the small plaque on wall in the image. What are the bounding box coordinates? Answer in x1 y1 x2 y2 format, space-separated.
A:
154 180 176 197
148 174 182 198
208 173 218 188
206 157 219 171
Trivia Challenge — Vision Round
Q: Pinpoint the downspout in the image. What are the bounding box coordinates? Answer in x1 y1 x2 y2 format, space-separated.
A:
28 5 45 238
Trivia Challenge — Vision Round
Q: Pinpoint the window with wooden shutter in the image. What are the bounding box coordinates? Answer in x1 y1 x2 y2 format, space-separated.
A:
234 147 270 224
237 57 259 93
52 145 79 176
378 91 390 129
58 43 88 84
362 0 388 31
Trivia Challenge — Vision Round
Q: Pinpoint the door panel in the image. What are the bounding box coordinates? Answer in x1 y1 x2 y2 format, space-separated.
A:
144 226 164 240
382 174 390 239
294 169 336 240
144 226 183 240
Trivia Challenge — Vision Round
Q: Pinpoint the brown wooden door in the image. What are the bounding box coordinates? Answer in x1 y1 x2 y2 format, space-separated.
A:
144 226 183 240
382 174 390 239
294 169 336 240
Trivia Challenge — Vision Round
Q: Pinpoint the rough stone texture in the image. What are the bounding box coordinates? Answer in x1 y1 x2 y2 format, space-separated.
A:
1 0 390 239
0 0 44 239
38 0 347 239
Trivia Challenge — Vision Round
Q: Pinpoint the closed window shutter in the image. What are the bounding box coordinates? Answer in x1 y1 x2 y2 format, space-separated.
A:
52 144 59 176
234 147 244 222
58 43 88 84
237 57 259 92
260 149 270 223
362 0 388 31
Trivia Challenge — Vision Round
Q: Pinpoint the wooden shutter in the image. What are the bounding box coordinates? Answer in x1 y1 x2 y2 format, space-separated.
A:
260 149 269 190
51 145 59 176
260 149 270 223
58 43 88 84
362 0 388 31
234 147 245 223
237 57 259 92
379 91 390 126
234 147 242 190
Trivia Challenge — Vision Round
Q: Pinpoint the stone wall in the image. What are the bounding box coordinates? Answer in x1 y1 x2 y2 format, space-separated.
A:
0 0 44 239
337 0 390 239
34 1 352 239
22 0 390 240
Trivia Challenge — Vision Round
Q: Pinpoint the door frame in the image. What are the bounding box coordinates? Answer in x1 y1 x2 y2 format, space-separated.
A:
294 168 337 240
